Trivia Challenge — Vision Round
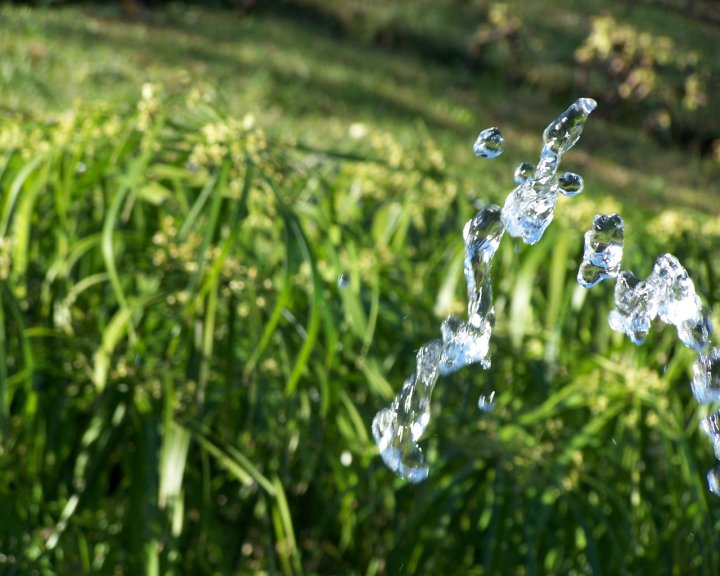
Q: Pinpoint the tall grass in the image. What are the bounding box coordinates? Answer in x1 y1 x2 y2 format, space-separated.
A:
0 86 718 574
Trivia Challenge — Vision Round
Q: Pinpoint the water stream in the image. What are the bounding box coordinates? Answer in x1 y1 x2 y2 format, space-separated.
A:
371 98 720 494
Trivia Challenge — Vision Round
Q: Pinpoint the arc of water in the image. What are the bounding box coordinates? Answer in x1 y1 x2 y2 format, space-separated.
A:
372 98 720 495
577 213 719 494
372 98 597 482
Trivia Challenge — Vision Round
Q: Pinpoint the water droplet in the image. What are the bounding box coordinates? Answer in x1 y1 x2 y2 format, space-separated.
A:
707 466 720 496
308 387 320 403
577 214 624 288
337 272 350 289
473 127 504 159
514 162 535 184
478 390 496 412
558 172 584 196
340 450 353 467
75 161 87 174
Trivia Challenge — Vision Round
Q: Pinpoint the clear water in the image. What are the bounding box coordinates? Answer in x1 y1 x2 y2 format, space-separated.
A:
514 162 535 184
337 272 351 289
577 220 717 492
501 98 596 244
372 97 719 495
373 99 596 482
473 127 505 159
577 214 624 288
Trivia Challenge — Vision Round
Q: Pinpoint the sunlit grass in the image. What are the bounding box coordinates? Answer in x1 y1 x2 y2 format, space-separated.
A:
1 2 719 574
0 3 718 215
0 82 718 574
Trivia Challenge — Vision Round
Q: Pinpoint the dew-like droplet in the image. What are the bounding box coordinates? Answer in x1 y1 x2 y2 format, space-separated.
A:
478 390 496 412
558 172 584 196
473 127 505 159
514 162 535 184
337 272 350 289
707 466 720 496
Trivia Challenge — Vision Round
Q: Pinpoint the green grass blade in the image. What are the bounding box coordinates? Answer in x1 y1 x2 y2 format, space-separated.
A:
191 426 276 497
285 216 321 395
93 294 159 391
271 476 303 576
0 153 44 238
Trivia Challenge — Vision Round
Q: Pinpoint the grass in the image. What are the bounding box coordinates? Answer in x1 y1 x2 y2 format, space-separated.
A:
0 2 719 574
1 2 718 214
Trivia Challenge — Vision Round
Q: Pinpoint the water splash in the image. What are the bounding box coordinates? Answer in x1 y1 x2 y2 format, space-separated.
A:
501 98 596 244
577 217 718 494
707 466 720 496
372 99 595 482
478 390 496 412
372 341 444 482
372 206 505 480
337 272 351 289
473 127 505 159
577 214 624 288
603 252 710 351
372 97 719 496
463 206 504 330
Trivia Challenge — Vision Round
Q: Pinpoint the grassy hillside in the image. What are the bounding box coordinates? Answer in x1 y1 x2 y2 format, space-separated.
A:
1 2 719 215
0 2 719 574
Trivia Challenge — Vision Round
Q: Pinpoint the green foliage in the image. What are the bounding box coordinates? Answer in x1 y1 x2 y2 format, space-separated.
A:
1 2 720 574
0 83 719 574
575 15 716 148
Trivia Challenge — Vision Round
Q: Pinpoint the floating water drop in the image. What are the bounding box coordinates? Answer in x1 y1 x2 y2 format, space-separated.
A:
558 172 584 196
478 390 496 412
75 161 87 174
577 214 624 288
337 272 350 289
514 162 535 184
473 127 505 159
707 466 720 496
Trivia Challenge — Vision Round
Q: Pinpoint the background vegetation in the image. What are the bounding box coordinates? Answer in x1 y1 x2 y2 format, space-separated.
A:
0 1 719 574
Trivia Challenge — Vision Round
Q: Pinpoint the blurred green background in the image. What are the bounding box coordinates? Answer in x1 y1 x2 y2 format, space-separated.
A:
1 0 719 574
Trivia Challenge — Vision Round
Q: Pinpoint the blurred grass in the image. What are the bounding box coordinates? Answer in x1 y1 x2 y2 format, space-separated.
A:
0 1 719 574
1 2 718 214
